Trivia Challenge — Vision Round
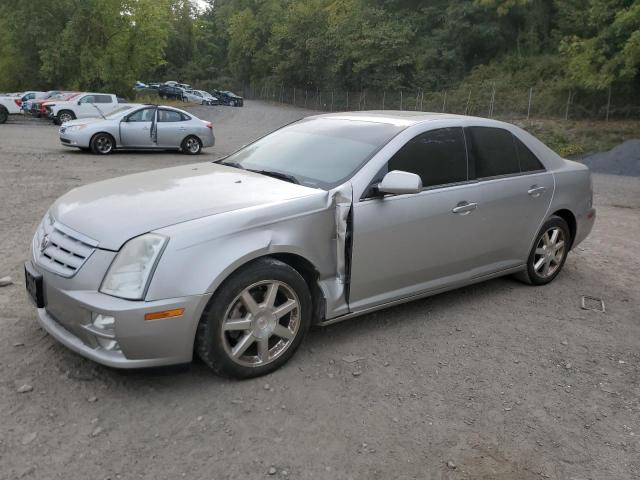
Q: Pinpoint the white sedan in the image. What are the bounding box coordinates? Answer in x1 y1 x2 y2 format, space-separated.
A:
59 105 215 155
184 89 218 105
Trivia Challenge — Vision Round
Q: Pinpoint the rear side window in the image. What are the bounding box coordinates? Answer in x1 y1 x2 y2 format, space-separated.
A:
466 127 519 178
387 127 467 188
79 95 95 104
514 136 545 172
158 109 188 122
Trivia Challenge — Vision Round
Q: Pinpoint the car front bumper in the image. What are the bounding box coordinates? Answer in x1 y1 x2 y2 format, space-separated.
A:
27 260 211 369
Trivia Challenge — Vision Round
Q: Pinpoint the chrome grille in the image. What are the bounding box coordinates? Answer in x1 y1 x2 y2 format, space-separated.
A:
33 216 98 277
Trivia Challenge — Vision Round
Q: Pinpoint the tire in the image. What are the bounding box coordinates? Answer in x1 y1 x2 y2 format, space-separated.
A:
57 110 75 124
181 135 202 155
0 106 8 124
230 100 236 107
195 257 312 379
516 215 571 285
90 133 115 155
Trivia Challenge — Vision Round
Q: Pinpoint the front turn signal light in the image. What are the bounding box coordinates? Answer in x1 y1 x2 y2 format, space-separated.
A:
144 308 185 321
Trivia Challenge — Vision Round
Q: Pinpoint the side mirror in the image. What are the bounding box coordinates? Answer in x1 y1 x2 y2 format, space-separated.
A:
77 100 82 105
377 170 422 195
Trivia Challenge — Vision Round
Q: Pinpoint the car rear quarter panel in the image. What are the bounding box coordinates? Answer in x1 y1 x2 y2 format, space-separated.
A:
549 159 594 247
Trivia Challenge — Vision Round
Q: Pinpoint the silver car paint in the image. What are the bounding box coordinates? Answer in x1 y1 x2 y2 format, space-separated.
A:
29 112 595 368
59 105 215 151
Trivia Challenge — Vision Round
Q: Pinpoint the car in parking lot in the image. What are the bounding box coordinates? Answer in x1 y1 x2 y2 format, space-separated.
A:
184 89 218 105
158 84 186 101
47 93 125 124
0 95 23 123
26 111 594 378
212 89 243 107
58 104 214 154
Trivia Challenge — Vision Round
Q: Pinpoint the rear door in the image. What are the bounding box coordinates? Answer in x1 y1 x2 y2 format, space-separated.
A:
465 126 554 267
156 109 190 147
119 107 157 148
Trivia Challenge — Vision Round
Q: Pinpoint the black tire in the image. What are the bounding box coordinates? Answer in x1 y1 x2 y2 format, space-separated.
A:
181 135 202 155
195 257 312 379
0 106 8 124
516 215 571 285
57 110 75 124
90 133 115 155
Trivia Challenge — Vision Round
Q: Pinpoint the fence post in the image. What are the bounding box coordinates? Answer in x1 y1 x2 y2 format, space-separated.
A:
464 89 472 115
330 90 334 112
442 90 447 112
605 85 612 122
400 90 403 110
304 90 308 108
564 90 572 121
346 91 349 110
382 91 386 110
527 87 533 120
488 85 496 118
280 82 284 103
420 90 424 111
293 88 296 106
316 88 319 109
363 90 366 110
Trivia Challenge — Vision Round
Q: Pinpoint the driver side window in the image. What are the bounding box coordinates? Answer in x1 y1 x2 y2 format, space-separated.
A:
127 108 155 122
387 127 468 189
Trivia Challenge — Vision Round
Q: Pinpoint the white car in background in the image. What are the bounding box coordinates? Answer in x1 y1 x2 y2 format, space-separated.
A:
47 93 124 124
184 89 218 105
0 95 23 124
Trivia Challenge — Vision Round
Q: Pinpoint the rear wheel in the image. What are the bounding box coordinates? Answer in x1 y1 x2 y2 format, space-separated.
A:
181 135 201 155
57 110 75 124
517 216 570 285
90 133 115 155
195 258 312 378
0 106 8 124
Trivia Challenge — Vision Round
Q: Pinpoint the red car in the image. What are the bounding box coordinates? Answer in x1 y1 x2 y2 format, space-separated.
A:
29 92 80 118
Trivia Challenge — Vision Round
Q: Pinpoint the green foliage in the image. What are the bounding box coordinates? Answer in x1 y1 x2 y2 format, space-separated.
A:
0 0 638 105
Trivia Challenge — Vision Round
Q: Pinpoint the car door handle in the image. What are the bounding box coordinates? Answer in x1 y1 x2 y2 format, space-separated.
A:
179 127 186 130
452 202 478 214
528 185 546 197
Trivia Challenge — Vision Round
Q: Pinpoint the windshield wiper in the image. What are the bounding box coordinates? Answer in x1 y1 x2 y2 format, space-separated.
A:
219 161 245 170
249 169 299 184
90 103 106 119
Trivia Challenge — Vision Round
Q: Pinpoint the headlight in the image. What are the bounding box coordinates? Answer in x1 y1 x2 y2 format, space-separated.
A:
100 233 168 300
65 124 87 131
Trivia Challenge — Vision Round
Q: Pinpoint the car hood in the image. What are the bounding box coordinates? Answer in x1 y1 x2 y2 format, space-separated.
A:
61 117 107 128
50 163 321 250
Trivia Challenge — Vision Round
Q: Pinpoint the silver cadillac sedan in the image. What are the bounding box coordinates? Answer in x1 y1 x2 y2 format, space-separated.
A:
26 112 595 378
59 105 215 155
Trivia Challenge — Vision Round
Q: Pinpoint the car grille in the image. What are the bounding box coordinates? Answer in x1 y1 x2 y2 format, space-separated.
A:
33 217 98 277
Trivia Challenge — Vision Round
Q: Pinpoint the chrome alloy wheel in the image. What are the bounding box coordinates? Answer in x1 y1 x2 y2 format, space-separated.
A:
185 137 200 153
95 135 113 154
59 112 73 123
533 227 566 278
221 280 301 367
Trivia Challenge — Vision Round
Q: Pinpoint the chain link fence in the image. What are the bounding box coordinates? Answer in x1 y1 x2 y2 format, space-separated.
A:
245 80 640 121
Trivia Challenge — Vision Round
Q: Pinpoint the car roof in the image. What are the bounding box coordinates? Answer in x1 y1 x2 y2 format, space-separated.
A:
310 111 509 127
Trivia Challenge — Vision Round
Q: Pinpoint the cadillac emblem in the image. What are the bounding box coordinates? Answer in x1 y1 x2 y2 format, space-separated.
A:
40 234 50 253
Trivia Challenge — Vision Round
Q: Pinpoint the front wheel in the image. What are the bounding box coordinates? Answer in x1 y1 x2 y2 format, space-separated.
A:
0 106 8 124
90 133 115 155
195 258 312 378
181 135 201 155
57 110 75 124
517 216 571 285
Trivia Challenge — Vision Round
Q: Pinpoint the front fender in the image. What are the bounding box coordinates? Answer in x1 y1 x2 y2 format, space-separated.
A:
145 195 338 302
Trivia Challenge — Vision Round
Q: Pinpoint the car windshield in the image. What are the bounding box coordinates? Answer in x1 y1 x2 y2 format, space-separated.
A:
104 105 134 119
219 118 404 189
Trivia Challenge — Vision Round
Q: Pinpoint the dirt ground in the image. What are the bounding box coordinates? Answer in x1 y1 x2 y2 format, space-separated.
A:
0 101 638 480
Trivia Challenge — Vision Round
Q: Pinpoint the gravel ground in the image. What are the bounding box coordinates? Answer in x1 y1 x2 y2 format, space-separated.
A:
581 140 640 177
0 102 639 480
